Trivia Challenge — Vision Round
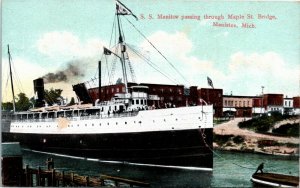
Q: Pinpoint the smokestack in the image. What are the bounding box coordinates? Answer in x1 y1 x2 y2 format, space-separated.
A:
72 83 92 104
33 78 45 107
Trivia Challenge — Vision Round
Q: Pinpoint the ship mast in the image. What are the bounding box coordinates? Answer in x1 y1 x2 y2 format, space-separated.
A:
116 13 129 94
7 45 16 112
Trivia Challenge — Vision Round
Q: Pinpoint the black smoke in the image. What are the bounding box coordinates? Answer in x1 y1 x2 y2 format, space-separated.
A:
43 60 86 84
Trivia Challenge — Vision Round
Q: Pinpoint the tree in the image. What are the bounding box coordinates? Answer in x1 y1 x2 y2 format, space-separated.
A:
1 102 13 111
15 93 31 111
68 97 75 105
44 88 63 105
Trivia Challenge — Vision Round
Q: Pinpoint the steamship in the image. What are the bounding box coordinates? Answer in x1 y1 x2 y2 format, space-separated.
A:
2 0 213 170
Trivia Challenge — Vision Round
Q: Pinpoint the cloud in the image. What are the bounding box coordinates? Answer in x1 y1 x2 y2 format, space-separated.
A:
137 31 224 86
2 57 47 101
135 31 298 97
36 31 105 58
224 52 298 96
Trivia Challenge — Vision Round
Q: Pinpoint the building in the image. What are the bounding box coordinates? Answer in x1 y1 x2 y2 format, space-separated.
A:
293 96 300 115
283 97 293 115
88 82 188 108
198 88 223 117
263 94 284 114
223 95 254 117
73 81 299 118
252 97 265 115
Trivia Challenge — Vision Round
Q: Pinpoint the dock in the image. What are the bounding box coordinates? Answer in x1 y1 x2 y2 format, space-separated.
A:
21 165 150 187
251 173 299 187
1 142 150 187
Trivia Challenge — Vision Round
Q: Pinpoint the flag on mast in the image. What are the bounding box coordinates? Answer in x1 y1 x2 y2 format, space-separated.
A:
116 0 138 20
104 47 112 55
207 76 214 89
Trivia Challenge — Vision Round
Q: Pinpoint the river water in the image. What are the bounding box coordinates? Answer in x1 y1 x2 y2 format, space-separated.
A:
21 149 299 187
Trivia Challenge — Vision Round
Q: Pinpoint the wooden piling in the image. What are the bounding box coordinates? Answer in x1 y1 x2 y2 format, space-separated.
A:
37 166 41 186
51 169 56 186
85 176 89 186
12 157 150 187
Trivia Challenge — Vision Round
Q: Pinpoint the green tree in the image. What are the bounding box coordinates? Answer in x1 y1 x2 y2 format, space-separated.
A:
68 97 75 105
44 88 63 105
15 93 31 111
1 102 13 111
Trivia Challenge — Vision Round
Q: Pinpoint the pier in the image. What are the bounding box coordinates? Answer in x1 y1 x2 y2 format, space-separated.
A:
2 143 149 187
21 164 150 187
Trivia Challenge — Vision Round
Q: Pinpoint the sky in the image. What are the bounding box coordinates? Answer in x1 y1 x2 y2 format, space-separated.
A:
1 0 299 103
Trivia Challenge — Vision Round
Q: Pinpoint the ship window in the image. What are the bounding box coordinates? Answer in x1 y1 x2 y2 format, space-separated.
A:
153 120 155 123
141 100 143 105
92 124 94 126
125 122 127 124
85 124 87 126
77 124 79 127
164 119 166 122
114 106 117 111
116 122 118 125
107 123 109 125
132 100 134 105
136 100 139 104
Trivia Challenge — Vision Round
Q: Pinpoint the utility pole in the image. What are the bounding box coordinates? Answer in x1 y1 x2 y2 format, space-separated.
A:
261 86 264 114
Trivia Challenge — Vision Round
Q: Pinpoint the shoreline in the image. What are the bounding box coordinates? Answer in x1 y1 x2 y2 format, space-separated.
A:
213 117 299 158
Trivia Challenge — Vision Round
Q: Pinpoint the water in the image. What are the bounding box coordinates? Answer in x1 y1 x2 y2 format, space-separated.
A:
21 149 299 187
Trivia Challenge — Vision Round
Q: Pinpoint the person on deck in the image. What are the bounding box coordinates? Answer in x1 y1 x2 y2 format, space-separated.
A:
255 162 264 174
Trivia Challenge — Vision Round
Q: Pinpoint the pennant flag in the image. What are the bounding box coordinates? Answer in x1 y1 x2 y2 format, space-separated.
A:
104 47 112 55
116 0 138 20
207 76 214 89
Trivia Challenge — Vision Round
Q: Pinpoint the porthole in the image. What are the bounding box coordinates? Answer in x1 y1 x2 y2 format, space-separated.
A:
107 123 109 125
125 122 127 124
92 124 94 126
116 122 118 125
85 124 87 126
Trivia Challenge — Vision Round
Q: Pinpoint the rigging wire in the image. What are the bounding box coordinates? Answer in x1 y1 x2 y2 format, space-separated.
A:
109 15 117 48
124 17 191 86
11 57 25 95
127 44 179 84
199 128 257 170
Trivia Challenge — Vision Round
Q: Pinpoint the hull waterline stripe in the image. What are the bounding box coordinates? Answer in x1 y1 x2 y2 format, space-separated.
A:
23 148 213 171
251 177 295 188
